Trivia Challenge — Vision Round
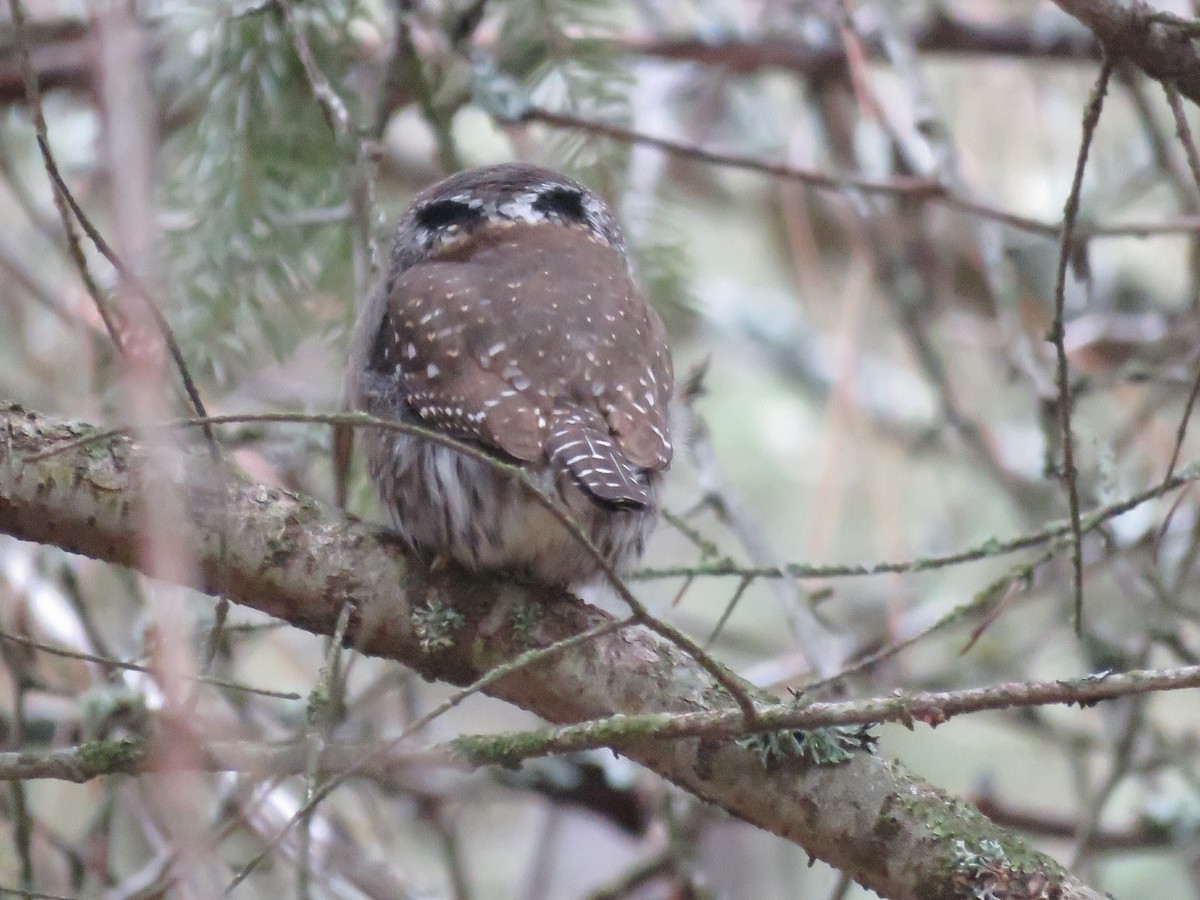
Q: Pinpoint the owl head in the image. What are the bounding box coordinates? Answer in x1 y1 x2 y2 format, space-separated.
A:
388 164 628 279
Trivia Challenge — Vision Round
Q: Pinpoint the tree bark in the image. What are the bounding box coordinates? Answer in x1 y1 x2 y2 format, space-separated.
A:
1050 0 1200 105
0 402 1107 900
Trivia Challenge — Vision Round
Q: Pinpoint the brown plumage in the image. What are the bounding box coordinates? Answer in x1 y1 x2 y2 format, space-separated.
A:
346 164 673 587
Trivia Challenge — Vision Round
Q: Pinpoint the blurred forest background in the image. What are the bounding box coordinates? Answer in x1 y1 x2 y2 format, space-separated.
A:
1 0 1200 897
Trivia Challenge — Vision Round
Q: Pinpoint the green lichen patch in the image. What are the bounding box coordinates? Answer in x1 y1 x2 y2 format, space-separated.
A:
78 737 147 774
737 725 877 768
412 600 465 651
508 600 543 643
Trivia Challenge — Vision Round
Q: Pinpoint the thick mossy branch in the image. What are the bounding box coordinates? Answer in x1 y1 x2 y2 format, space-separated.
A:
0 402 1105 900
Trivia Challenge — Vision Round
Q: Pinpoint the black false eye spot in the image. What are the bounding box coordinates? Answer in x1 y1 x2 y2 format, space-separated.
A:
533 187 587 222
416 199 483 230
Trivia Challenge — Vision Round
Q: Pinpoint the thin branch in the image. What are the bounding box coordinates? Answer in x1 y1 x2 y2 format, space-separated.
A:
516 106 943 198
447 663 1200 766
611 15 1103 77
13 658 1200 789
516 106 1200 239
277 0 380 283
0 631 301 700
34 137 216 449
1050 58 1113 634
6 0 122 349
386 4 460 173
0 737 443 783
973 793 1178 852
636 463 1200 582
802 545 1064 694
1165 80 1200 203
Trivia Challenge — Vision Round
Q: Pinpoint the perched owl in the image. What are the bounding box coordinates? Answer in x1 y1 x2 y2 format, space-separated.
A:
346 164 673 587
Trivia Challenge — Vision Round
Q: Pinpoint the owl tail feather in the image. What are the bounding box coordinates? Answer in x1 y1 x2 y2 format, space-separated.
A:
547 409 651 509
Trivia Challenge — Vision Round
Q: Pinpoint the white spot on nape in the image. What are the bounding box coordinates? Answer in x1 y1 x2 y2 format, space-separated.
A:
486 341 507 358
426 363 440 378
483 398 500 408
645 391 655 407
406 343 417 359
511 375 531 391
496 191 541 223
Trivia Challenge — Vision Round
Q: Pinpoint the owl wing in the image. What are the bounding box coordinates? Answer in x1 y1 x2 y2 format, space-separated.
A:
370 259 545 462
598 308 673 472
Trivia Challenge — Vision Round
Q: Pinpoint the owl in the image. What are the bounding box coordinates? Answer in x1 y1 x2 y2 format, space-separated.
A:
346 164 673 587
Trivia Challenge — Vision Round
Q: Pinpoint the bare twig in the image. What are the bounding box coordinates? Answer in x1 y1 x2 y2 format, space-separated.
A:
636 462 1199 582
0 631 300 700
6 0 122 348
518 106 1200 239
1050 58 1114 633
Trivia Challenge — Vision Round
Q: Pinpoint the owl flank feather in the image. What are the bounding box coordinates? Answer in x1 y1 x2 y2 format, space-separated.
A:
348 164 674 586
